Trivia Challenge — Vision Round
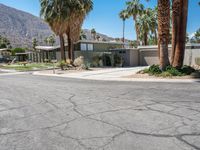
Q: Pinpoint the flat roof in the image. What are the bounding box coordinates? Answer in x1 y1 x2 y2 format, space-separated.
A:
36 44 68 51
0 48 10 51
75 40 124 45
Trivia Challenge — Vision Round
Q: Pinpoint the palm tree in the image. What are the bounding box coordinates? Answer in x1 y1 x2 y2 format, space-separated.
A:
48 35 56 46
171 0 188 68
91 28 96 40
136 11 151 45
126 0 144 43
148 7 158 45
32 38 38 62
44 37 49 46
157 0 170 70
80 30 87 40
136 8 157 46
195 28 200 43
119 10 129 45
65 0 93 60
40 0 69 61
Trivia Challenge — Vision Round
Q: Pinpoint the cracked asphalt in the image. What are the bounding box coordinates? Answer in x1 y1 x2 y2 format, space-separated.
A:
0 74 200 150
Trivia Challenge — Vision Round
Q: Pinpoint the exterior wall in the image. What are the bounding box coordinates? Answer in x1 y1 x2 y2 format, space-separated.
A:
74 42 123 52
184 48 200 66
137 44 200 66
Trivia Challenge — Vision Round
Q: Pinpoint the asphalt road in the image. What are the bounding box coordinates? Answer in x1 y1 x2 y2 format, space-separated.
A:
0 74 200 150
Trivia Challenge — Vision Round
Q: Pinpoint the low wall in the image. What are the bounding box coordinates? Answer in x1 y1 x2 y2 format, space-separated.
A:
137 44 200 66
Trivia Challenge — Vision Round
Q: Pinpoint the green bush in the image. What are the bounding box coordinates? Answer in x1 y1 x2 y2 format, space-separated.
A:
141 65 196 77
148 65 162 75
165 66 183 76
181 65 195 75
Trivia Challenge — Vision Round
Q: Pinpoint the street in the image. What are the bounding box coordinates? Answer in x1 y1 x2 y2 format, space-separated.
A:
0 74 200 150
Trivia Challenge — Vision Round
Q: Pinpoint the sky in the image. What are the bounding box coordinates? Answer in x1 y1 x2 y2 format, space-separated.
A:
0 0 199 40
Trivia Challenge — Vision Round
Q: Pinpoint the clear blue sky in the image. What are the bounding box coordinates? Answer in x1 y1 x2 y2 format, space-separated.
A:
0 0 199 40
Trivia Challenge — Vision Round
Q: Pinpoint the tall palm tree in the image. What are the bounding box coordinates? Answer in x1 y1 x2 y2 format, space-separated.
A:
91 28 96 40
157 0 170 70
126 0 144 43
148 7 158 45
80 30 87 40
136 11 151 45
171 0 188 68
40 0 70 61
48 35 56 46
66 0 93 60
119 10 129 45
136 8 157 46
195 28 200 43
32 38 38 62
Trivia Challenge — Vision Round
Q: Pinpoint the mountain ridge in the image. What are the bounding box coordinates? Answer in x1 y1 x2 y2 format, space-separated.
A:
0 3 122 48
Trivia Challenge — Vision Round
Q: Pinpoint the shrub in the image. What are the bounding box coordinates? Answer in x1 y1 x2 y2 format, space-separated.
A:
148 65 162 75
58 60 66 70
141 65 196 77
181 65 195 75
165 66 183 76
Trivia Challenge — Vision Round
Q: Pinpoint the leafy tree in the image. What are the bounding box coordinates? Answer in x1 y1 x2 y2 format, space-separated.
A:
11 48 26 56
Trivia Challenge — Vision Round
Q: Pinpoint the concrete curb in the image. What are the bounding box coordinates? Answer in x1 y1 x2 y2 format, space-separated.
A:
32 72 200 83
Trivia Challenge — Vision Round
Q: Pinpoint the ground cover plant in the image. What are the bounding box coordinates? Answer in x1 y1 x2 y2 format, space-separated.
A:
141 64 198 77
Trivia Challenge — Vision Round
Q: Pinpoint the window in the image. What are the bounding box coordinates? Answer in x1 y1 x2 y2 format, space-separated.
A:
88 44 93 51
81 44 87 51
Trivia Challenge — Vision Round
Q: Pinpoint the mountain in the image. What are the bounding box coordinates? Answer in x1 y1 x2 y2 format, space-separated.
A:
0 3 124 48
0 3 56 48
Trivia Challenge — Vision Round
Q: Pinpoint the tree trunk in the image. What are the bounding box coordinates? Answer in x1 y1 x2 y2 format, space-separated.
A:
157 0 170 70
59 35 65 61
154 30 158 45
67 31 74 60
123 19 125 47
144 31 148 46
171 0 188 68
133 15 139 45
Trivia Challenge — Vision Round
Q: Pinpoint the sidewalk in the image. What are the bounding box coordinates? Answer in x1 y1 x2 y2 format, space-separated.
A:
33 67 200 83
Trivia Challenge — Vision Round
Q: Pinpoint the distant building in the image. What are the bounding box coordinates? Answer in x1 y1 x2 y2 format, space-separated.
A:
0 48 11 63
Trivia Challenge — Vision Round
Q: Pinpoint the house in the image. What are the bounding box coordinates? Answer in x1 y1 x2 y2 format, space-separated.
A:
0 48 11 63
33 40 124 65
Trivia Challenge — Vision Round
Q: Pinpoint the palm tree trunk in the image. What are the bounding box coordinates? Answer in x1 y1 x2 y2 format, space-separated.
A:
123 19 125 47
67 31 74 60
157 0 170 70
144 31 148 46
133 15 139 44
59 35 65 61
154 30 158 45
171 0 188 68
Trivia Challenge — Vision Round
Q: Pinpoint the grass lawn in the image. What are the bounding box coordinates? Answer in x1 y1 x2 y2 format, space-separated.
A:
0 63 57 71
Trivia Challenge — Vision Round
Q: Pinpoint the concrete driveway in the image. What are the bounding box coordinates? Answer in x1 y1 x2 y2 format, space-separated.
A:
0 74 200 150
